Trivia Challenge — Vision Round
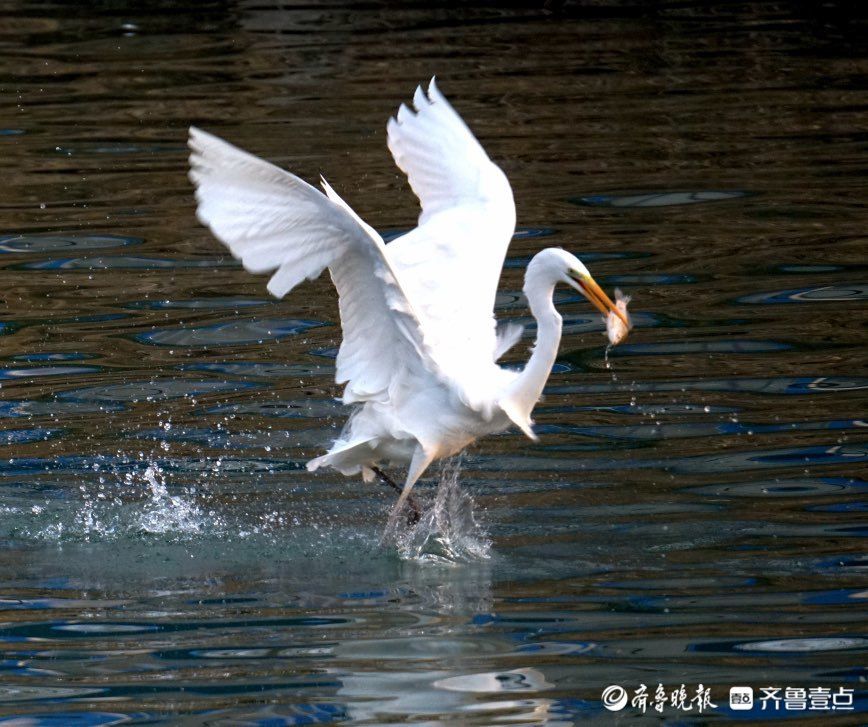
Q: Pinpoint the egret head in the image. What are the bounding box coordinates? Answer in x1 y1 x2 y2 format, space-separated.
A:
527 248 628 326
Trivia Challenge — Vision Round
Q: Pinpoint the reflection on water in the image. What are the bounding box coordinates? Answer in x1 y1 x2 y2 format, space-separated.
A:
573 190 750 207
0 0 866 723
0 233 142 254
133 316 325 347
736 282 868 304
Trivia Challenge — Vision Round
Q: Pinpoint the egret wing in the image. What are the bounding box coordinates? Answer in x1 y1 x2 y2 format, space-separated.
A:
386 79 517 409
387 79 512 226
189 127 432 403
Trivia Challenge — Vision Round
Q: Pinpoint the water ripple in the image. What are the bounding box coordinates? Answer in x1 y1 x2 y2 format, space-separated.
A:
56 379 261 403
11 256 236 271
125 296 270 311
132 427 325 450
134 317 324 347
547 375 868 395
0 712 151 726
0 365 102 380
606 339 792 357
573 190 750 207
0 233 141 254
0 428 63 445
688 477 866 498
540 418 867 441
184 362 332 379
0 400 126 417
206 398 342 419
737 282 868 304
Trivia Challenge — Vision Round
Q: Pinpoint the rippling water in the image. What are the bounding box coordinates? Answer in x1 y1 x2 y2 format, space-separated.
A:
1 1 866 723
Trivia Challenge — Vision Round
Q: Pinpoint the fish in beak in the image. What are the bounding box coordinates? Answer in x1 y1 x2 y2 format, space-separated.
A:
567 271 633 345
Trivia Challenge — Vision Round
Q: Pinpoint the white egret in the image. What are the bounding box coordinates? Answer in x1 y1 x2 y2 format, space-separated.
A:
188 79 630 527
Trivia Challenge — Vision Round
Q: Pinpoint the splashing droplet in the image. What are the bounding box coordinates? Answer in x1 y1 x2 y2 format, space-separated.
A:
604 344 619 383
135 464 206 536
394 458 491 564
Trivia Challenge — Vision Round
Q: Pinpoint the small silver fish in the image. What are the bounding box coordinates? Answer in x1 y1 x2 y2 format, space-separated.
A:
605 288 632 346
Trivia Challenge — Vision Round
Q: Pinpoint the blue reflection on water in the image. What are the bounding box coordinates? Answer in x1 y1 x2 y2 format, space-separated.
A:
1 616 351 640
126 297 270 310
670 443 868 474
574 190 749 207
382 226 555 243
0 428 63 445
133 317 324 347
607 339 792 357
0 455 303 476
547 403 739 415
688 477 866 498
0 233 142 254
57 142 186 155
11 256 237 271
0 366 102 380
10 352 93 362
0 401 126 417
539 418 866 441
196 704 348 725
206 399 342 419
309 347 338 359
605 273 696 285
0 712 153 726
56 379 261 403
736 282 868 304
472 442 868 474
546 376 868 395
182 362 331 378
131 427 325 450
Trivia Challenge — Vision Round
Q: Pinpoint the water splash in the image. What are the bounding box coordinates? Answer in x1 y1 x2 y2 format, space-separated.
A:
394 458 491 564
27 462 214 543
603 343 618 383
133 464 208 536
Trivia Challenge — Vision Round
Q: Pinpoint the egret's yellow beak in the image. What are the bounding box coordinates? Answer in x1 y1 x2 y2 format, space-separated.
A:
568 271 629 327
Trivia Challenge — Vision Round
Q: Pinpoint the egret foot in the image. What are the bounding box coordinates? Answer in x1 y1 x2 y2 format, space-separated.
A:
372 466 421 525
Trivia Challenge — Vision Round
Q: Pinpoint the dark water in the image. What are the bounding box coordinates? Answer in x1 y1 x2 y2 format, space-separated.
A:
1 1 867 724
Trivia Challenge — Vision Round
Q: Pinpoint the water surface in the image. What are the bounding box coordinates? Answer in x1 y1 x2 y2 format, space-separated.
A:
1 1 866 723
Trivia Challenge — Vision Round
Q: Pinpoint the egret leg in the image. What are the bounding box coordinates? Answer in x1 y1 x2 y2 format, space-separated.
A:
372 466 421 525
385 446 435 532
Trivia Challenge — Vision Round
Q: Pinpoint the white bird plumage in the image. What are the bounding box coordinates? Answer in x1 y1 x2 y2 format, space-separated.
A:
188 78 628 527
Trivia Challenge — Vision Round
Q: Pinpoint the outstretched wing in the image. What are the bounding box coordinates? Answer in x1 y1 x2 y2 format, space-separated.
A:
385 79 517 408
188 127 431 404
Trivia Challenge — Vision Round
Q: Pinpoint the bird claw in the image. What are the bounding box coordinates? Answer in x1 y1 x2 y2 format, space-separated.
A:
372 466 422 527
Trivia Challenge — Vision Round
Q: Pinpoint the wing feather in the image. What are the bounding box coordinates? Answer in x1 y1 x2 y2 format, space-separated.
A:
494 322 526 361
387 79 508 226
385 80 517 411
189 127 431 404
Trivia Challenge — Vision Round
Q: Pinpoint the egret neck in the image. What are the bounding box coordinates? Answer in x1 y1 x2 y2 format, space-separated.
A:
500 263 563 439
